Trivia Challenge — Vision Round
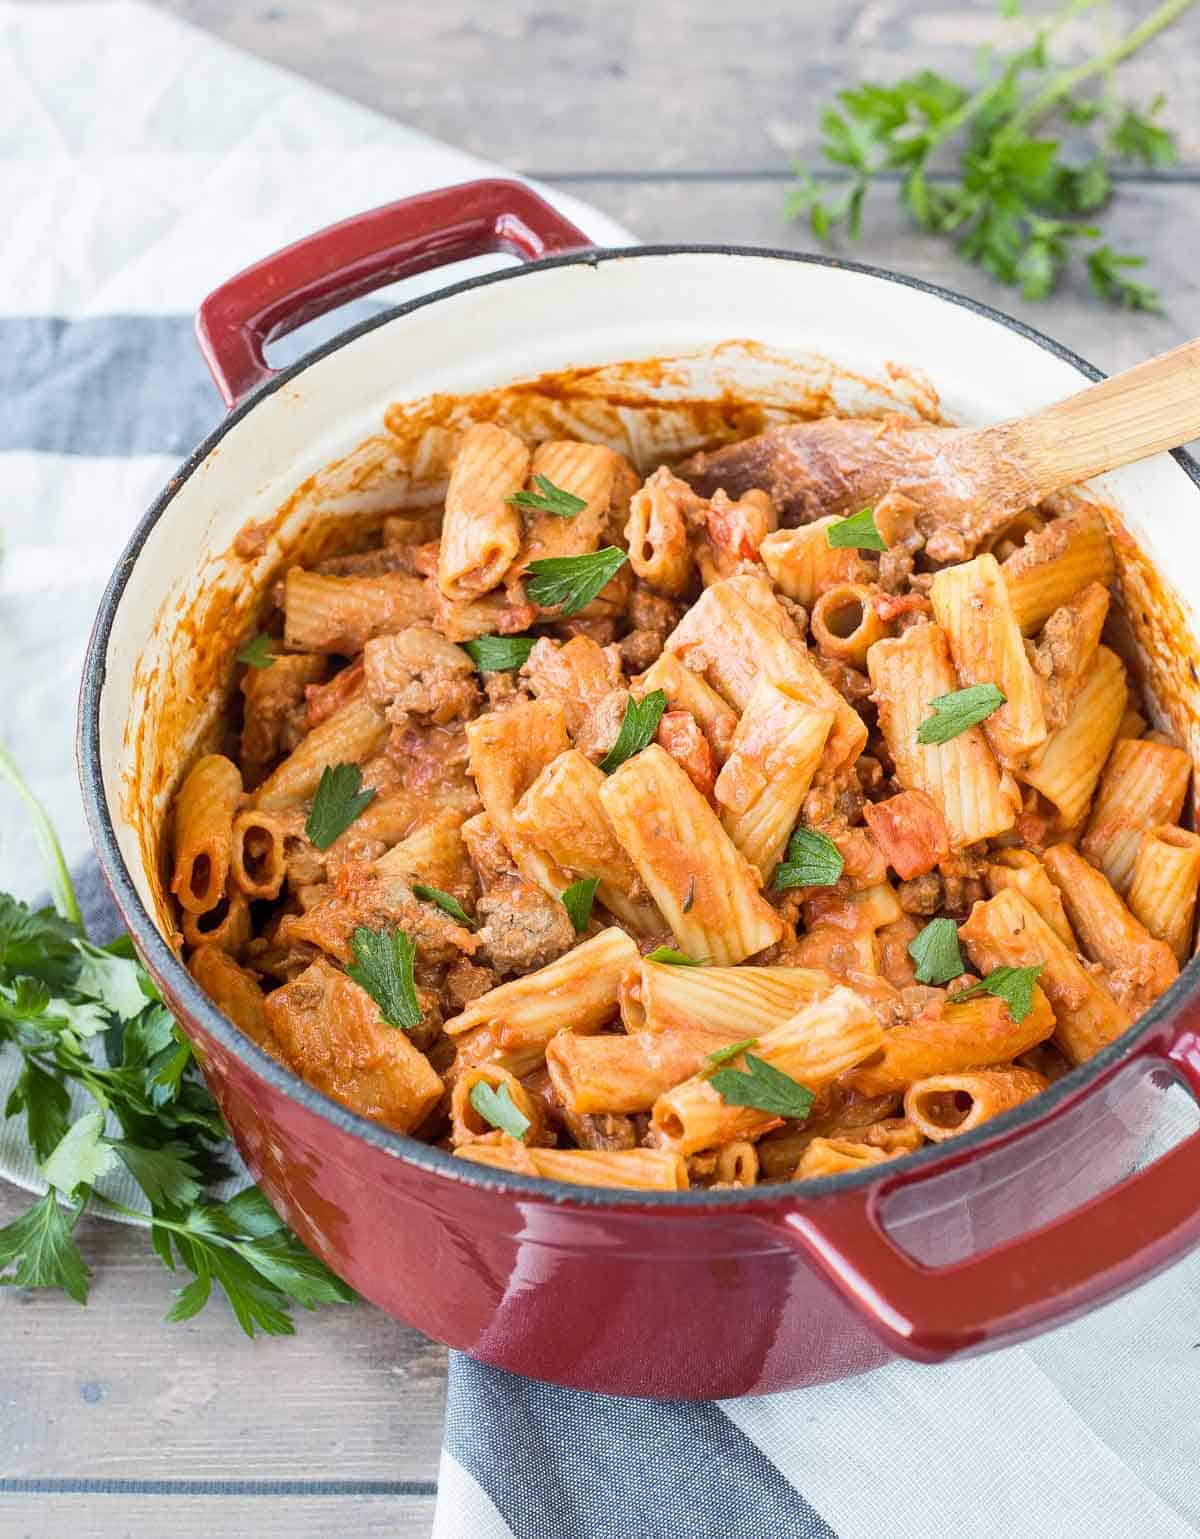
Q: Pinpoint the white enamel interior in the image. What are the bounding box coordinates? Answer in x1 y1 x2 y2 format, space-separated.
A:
94 251 1200 931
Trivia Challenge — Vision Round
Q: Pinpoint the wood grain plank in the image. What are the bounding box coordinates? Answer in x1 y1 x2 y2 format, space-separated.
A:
0 1183 447 1482
138 0 1200 172
557 177 1200 374
0 1493 434 1539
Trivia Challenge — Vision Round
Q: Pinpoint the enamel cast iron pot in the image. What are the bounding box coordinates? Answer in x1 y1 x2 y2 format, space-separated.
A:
79 178 1200 1399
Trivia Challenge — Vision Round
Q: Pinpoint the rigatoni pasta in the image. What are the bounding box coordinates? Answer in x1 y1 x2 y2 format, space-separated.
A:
173 406 1196 1193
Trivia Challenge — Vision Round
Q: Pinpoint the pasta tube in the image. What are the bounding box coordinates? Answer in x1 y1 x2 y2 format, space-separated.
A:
450 1065 548 1147
437 422 528 600
651 986 884 1156
985 848 1073 945
1081 737 1191 894
1001 506 1115 635
809 583 890 670
512 750 661 934
264 958 443 1134
633 652 738 762
930 553 1047 769
283 569 433 653
466 699 573 896
599 744 783 965
1127 825 1200 962
794 1138 892 1179
446 928 639 1078
663 573 867 778
188 945 277 1059
520 439 624 567
170 754 243 915
904 1066 1048 1142
714 680 835 878
456 1140 689 1191
545 1028 728 1115
618 961 834 1036
624 466 698 595
959 887 1130 1065
868 623 1018 847
181 888 252 955
252 690 387 812
1017 646 1127 829
1043 843 1178 1015
845 988 1055 1097
760 517 871 606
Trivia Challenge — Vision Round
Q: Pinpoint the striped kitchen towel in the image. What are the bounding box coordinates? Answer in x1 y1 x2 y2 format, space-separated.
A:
3 6 1200 1538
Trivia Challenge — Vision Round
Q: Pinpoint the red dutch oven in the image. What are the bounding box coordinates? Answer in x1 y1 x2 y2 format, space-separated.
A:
78 178 1200 1399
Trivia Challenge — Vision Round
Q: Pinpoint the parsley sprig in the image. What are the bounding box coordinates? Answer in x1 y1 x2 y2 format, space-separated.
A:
908 917 966 985
599 690 667 773
828 506 887 552
462 635 537 672
917 684 1006 745
506 475 588 519
469 1080 531 1140
0 752 354 1334
304 762 376 849
786 0 1192 310
561 877 599 935
709 1054 816 1120
346 926 422 1030
645 947 708 966
525 547 628 617
771 827 845 891
236 632 276 670
955 962 1044 1022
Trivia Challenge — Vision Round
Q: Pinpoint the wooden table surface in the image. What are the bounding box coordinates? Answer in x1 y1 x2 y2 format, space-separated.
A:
5 2 1200 1535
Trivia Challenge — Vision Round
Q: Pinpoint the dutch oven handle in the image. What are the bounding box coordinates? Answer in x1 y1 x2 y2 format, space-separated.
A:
195 178 593 407
766 1022 1200 1363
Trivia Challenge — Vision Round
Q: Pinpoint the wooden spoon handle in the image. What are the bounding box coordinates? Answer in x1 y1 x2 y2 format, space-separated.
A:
981 336 1200 501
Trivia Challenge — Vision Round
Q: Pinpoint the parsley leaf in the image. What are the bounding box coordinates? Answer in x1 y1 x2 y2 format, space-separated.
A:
236 632 276 670
0 1190 90 1304
469 1080 531 1139
784 0 1183 311
461 635 537 672
954 963 1044 1023
703 1037 759 1071
561 877 599 935
827 506 887 551
112 1140 204 1210
907 917 966 985
5 1059 70 1161
506 474 588 519
40 1111 118 1198
916 683 1006 745
304 763 377 850
1086 244 1162 313
0 745 357 1337
525 547 628 618
645 947 708 966
771 827 845 891
599 690 667 773
346 926 421 1030
412 884 475 929
709 1054 816 1120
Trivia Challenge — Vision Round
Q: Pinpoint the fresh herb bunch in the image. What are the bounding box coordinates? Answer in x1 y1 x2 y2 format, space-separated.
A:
0 748 355 1335
786 0 1193 310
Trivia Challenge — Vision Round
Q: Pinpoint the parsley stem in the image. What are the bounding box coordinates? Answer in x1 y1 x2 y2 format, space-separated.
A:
0 742 83 931
1009 0 1197 135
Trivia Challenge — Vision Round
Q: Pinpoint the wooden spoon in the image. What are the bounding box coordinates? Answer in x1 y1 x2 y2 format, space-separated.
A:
682 337 1200 561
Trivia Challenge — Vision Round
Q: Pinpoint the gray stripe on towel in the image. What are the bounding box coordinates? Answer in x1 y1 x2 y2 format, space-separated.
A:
446 1354 839 1539
0 303 386 457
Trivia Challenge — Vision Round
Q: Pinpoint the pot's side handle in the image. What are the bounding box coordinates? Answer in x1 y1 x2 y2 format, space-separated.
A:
765 1028 1200 1364
195 178 593 407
